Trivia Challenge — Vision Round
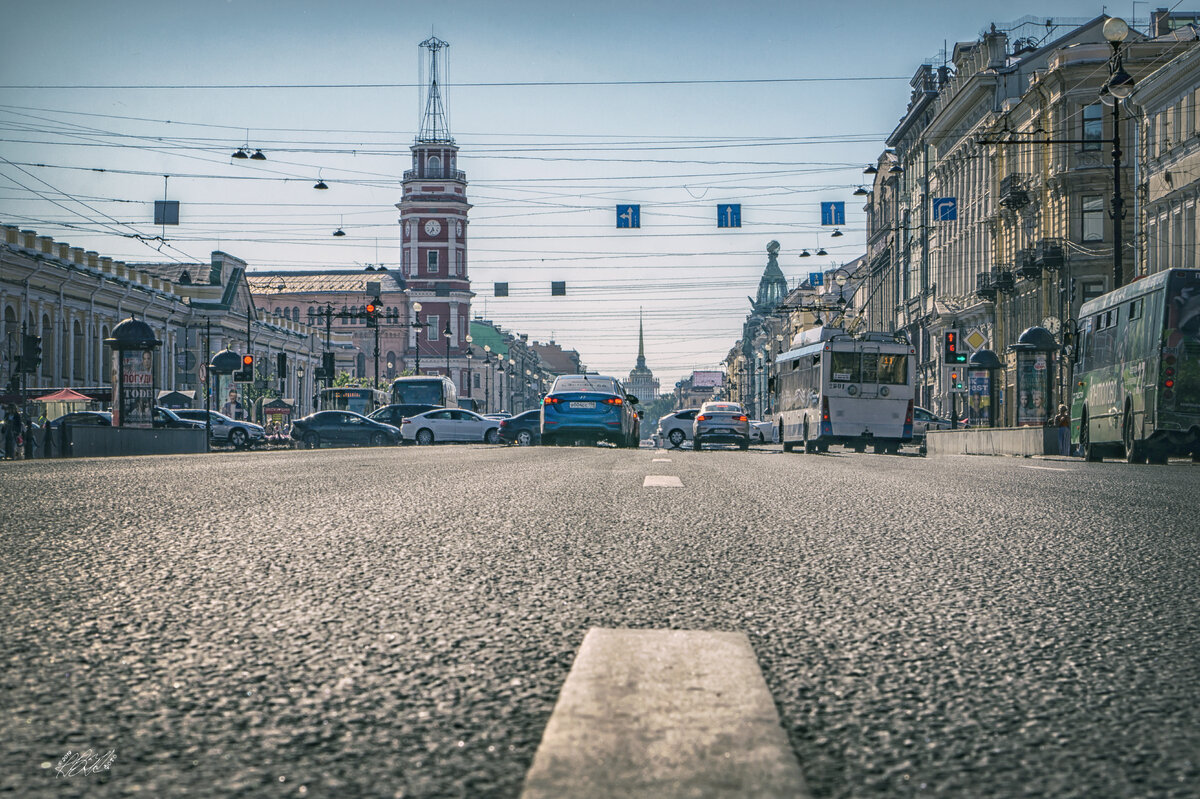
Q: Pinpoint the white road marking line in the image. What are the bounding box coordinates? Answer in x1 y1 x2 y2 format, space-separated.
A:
643 475 683 487
521 628 810 799
1018 465 1069 471
651 458 672 462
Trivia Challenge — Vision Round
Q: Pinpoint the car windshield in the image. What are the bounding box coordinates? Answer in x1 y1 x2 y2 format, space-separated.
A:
552 376 619 394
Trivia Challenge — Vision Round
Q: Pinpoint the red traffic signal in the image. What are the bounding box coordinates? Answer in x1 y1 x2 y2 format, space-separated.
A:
366 303 378 315
242 354 254 369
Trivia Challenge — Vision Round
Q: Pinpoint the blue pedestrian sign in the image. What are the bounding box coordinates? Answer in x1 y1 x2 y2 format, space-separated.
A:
820 201 845 226
616 204 640 229
933 197 958 221
717 204 741 228
809 272 824 287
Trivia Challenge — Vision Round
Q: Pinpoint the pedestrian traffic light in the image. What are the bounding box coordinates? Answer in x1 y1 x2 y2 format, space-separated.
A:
943 330 966 363
277 352 287 379
21 334 41 373
365 303 379 327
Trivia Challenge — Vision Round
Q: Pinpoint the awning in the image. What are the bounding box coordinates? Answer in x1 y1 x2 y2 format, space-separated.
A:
32 388 93 403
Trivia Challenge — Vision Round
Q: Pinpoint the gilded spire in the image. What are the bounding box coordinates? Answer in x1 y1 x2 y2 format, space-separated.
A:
636 309 646 367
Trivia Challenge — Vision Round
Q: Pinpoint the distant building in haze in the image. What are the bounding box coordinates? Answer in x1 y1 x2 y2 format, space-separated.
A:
626 312 659 401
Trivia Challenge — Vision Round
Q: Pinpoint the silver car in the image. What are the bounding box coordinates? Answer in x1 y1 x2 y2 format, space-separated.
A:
656 409 698 448
692 402 751 451
174 409 265 448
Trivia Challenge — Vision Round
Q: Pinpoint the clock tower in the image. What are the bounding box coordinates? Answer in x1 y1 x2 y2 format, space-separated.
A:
398 36 474 386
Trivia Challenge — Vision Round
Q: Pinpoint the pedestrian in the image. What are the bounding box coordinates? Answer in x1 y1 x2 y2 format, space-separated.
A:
1054 403 1072 457
2 404 20 460
24 413 36 459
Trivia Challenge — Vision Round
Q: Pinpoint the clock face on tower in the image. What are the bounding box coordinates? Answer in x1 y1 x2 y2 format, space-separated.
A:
424 219 442 236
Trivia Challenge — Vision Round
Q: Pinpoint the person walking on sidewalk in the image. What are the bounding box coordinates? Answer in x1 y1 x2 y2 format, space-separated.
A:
2 404 20 460
1054 404 1072 457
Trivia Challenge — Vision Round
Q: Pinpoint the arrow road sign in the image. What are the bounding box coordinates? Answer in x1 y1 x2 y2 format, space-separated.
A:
616 205 640 229
717 204 741 228
933 197 958 221
820 202 845 226
809 272 824 286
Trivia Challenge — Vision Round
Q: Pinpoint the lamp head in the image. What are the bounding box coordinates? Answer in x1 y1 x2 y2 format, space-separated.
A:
1102 16 1130 43
412 301 421 313
1108 66 1135 99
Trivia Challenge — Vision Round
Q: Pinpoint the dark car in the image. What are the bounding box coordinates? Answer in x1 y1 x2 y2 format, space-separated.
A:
290 410 400 448
47 411 112 429
540 373 640 447
152 406 206 430
498 409 542 446
367 403 441 429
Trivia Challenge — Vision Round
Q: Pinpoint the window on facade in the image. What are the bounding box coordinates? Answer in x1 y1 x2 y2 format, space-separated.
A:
1082 104 1103 151
427 315 439 341
1081 281 1106 304
456 250 463 275
427 250 438 273
1082 195 1104 241
403 249 411 274
427 155 441 176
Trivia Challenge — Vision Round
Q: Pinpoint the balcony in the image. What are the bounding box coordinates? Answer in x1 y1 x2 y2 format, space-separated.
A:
1034 238 1065 270
403 169 467 181
992 267 1016 294
1016 248 1041 280
999 174 1031 209
975 271 997 301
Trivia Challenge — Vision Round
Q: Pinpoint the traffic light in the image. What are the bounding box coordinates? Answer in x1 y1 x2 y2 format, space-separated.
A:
233 354 254 382
949 367 964 391
277 352 287 379
365 302 380 327
21 334 42 373
943 329 966 363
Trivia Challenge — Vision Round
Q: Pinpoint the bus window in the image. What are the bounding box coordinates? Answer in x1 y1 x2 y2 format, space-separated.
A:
877 354 909 384
830 351 860 382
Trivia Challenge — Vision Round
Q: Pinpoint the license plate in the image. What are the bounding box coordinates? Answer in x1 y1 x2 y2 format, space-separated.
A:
569 401 596 409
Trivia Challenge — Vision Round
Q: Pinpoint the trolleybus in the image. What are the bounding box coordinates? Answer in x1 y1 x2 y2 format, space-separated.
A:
317 386 389 415
1072 268 1200 463
389 375 458 409
773 328 915 454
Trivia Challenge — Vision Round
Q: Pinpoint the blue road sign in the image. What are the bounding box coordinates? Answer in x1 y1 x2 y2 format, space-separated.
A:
820 201 845 226
809 272 824 286
616 204 640 229
717 204 741 228
933 197 958 221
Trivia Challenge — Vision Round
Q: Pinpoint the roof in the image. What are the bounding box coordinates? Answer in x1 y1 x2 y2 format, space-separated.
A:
245 270 408 294
132 262 207 284
32 388 92 402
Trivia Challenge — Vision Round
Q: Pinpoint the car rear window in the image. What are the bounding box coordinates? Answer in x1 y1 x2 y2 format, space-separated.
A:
705 404 742 413
552 377 619 394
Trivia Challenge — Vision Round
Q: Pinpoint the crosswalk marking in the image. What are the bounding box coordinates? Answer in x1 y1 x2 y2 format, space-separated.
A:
643 475 683 487
521 628 810 798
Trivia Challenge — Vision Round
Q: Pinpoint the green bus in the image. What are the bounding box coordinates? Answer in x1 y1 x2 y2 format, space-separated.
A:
1072 268 1200 463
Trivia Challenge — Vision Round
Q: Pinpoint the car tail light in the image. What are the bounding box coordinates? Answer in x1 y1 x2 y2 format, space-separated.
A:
544 396 561 404
696 414 708 421
737 415 747 422
821 399 830 423
904 400 913 425
603 397 623 405
500 420 508 427
402 419 411 424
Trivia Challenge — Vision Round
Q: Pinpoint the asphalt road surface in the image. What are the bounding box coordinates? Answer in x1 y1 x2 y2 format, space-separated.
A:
2 444 1198 798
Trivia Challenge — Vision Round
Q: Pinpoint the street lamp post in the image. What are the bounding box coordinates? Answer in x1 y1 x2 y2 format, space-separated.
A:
1101 16 1135 289
465 334 473 399
483 345 492 413
443 322 452 379
297 363 305 414
411 302 422 375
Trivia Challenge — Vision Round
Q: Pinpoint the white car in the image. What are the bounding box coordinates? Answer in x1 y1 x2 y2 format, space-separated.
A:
656 409 698 448
401 408 501 445
912 407 952 443
749 420 776 444
173 409 265 448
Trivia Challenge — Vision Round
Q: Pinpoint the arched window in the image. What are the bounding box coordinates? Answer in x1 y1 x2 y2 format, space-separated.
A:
72 320 84 381
427 155 441 176
41 314 52 378
292 307 300 322
274 307 281 317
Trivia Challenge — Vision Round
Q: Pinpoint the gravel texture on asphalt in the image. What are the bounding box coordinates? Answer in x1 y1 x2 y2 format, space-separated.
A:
1 446 1197 798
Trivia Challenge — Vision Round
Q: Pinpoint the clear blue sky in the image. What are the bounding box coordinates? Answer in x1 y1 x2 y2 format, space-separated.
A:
0 0 1129 384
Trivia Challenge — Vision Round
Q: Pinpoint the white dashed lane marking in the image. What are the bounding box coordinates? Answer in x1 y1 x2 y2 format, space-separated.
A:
652 458 672 462
1018 465 1069 472
520 628 810 798
643 475 683 488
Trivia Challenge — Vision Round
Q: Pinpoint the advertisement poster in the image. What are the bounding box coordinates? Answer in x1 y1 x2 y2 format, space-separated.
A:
967 371 991 427
120 349 154 428
1015 353 1048 427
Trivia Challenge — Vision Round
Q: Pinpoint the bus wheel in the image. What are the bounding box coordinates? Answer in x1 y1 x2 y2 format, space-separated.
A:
872 442 885 454
1080 411 1101 461
1148 448 1169 465
1123 407 1146 464
782 441 794 452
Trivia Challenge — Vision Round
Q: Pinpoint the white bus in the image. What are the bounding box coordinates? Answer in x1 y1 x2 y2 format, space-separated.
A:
773 328 915 454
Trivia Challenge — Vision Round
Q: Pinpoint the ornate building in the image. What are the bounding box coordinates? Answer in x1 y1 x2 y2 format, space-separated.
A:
626 312 659 401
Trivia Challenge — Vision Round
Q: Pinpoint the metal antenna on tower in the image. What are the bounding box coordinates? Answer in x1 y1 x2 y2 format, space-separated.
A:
417 36 453 144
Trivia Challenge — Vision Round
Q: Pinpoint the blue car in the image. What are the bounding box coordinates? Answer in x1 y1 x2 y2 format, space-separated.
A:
540 374 640 447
